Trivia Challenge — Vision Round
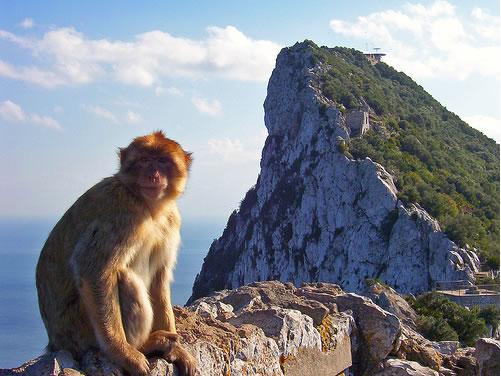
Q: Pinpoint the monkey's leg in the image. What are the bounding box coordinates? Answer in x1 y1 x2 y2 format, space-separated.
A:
149 266 196 376
117 271 153 348
150 266 176 333
79 278 150 376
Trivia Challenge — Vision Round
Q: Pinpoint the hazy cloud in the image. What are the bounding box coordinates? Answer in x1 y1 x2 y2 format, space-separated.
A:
0 100 62 130
30 114 61 129
0 25 281 88
329 0 500 80
19 18 34 29
207 137 259 163
461 114 501 143
82 105 144 124
155 86 183 97
192 97 222 116
206 130 267 163
126 110 143 124
0 59 66 88
82 105 118 123
0 100 25 122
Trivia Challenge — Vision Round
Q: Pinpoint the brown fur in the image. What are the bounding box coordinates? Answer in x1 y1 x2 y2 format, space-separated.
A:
36 131 196 376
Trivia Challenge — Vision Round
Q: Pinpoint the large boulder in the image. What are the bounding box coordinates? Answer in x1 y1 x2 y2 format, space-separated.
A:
333 292 402 373
362 280 418 329
475 338 500 376
375 358 439 376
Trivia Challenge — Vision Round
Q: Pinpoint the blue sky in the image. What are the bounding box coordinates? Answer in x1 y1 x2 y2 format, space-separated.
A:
0 0 499 221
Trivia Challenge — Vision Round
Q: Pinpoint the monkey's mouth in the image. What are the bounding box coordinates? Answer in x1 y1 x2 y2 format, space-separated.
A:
139 183 167 199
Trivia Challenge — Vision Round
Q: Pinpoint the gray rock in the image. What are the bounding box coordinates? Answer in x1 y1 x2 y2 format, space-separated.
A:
80 350 124 376
361 281 418 329
229 307 322 356
475 337 500 376
333 293 402 373
375 358 439 376
431 341 460 356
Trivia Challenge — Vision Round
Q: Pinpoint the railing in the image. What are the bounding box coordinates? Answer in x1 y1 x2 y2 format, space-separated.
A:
434 280 472 291
434 281 499 296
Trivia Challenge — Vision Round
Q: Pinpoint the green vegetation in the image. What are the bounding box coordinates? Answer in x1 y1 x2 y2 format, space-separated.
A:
478 305 500 334
308 42 499 267
410 292 498 346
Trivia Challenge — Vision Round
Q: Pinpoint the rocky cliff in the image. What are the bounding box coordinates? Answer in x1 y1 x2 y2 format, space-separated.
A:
2 281 497 376
190 42 480 303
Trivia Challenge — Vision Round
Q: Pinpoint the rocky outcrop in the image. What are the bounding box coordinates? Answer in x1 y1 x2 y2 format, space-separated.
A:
190 42 479 303
1 282 352 376
2 281 497 376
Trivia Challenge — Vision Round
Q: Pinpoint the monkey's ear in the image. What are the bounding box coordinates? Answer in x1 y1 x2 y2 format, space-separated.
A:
118 147 127 165
184 152 193 169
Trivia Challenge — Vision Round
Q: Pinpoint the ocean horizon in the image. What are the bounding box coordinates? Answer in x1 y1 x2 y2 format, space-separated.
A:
0 217 225 369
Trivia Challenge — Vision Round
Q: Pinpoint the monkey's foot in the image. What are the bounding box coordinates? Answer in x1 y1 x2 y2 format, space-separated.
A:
122 348 150 376
141 330 179 354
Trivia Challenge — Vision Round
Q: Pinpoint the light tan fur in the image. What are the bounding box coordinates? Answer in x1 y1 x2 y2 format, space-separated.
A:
36 132 196 376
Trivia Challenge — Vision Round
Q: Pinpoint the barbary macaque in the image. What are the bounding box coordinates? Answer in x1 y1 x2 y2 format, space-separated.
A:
36 131 196 376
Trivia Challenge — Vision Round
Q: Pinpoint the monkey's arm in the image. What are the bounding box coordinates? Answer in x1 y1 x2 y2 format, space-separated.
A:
72 225 150 376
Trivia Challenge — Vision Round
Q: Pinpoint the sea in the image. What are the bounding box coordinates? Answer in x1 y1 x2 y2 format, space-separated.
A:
0 217 225 369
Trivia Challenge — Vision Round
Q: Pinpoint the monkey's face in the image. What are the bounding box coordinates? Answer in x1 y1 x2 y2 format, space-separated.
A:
118 131 192 204
136 154 171 201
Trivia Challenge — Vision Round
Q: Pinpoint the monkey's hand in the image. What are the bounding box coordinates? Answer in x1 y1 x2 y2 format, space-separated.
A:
163 343 197 376
123 348 151 376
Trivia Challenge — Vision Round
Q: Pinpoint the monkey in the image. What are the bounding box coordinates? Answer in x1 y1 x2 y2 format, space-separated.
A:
36 131 196 376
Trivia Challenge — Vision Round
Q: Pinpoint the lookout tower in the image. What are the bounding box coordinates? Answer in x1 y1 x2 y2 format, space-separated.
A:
364 47 386 65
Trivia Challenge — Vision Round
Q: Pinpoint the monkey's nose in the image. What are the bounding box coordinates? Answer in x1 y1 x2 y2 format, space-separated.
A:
149 172 161 183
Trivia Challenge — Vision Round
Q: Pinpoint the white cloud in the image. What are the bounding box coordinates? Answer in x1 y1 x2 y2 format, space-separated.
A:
155 86 183 97
329 1 500 80
207 135 264 163
192 97 222 116
0 59 66 88
19 18 34 29
0 100 26 122
82 105 118 123
0 100 61 130
0 25 281 88
83 105 144 124
461 114 500 143
126 110 142 124
29 114 61 130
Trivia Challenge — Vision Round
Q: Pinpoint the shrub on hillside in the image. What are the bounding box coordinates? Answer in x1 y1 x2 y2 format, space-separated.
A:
411 292 490 346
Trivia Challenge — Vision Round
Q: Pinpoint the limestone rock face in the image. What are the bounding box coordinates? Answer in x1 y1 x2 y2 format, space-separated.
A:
190 42 479 303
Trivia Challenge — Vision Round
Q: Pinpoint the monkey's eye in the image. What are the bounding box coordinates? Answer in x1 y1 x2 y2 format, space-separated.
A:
157 157 170 164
